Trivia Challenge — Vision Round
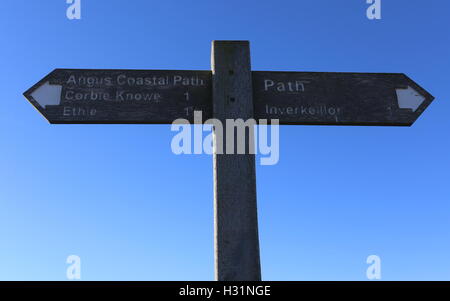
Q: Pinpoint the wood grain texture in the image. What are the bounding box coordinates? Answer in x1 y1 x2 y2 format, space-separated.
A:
211 41 261 281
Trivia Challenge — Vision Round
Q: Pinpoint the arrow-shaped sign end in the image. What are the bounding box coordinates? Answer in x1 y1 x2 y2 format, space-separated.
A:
396 86 426 112
27 81 62 110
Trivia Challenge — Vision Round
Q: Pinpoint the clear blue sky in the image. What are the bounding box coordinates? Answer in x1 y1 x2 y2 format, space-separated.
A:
0 0 449 280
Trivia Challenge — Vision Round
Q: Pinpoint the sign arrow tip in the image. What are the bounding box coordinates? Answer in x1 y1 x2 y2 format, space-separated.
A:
396 86 425 112
30 81 62 109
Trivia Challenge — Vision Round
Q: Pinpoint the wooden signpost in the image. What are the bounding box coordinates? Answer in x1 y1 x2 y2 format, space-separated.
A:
23 41 434 281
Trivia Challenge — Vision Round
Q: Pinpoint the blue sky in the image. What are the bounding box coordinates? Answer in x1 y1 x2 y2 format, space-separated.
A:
0 0 449 280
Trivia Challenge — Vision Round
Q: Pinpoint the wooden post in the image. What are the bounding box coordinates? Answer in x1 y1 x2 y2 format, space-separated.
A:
211 41 261 281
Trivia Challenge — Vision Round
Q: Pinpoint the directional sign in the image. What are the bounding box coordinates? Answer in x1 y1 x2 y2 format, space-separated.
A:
24 69 212 124
22 41 437 282
25 69 434 126
253 71 434 126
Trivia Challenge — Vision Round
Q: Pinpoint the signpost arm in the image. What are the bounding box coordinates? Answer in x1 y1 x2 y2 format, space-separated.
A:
211 40 261 281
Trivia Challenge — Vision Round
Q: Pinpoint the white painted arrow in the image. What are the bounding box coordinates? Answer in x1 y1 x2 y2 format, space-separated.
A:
395 86 425 112
30 81 62 109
